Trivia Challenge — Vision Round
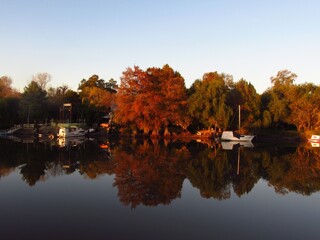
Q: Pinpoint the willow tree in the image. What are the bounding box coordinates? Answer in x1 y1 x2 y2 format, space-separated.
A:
188 71 233 131
115 65 187 136
232 79 261 129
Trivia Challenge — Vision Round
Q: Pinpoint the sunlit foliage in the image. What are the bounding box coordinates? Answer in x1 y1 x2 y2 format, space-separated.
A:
188 72 233 130
115 64 188 136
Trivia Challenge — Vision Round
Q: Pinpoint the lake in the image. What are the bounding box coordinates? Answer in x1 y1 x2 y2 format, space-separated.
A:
0 136 320 240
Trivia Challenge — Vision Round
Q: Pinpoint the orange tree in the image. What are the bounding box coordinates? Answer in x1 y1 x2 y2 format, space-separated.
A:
115 64 188 137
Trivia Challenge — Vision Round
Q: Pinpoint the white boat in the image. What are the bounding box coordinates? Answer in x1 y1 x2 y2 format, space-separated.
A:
221 131 255 142
57 126 87 138
308 135 320 143
221 105 255 142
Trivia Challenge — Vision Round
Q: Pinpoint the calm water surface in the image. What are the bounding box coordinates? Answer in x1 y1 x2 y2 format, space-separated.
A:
0 137 320 240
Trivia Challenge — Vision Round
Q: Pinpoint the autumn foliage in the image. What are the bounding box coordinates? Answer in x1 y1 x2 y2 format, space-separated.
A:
115 64 188 136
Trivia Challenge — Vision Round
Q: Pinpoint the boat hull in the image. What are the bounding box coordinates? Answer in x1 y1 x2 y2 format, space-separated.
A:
57 126 87 138
221 131 255 142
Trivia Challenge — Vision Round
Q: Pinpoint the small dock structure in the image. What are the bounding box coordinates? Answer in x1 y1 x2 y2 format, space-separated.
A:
0 125 22 135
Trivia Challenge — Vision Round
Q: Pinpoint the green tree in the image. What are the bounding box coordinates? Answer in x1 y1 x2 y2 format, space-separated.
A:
230 79 261 129
78 75 117 126
188 72 233 130
0 97 21 128
264 70 297 128
20 81 48 124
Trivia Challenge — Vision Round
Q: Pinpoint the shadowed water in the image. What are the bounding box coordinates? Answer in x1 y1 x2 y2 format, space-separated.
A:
0 137 320 240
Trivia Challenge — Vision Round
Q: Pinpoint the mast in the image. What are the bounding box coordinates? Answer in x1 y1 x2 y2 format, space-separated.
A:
238 105 241 132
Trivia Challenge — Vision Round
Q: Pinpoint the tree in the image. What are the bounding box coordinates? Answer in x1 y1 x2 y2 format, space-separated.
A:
0 76 19 98
0 97 21 127
32 72 51 90
188 71 233 131
289 83 320 130
78 75 117 126
265 70 297 128
0 76 21 127
47 85 82 122
115 65 188 136
20 81 48 123
232 79 261 129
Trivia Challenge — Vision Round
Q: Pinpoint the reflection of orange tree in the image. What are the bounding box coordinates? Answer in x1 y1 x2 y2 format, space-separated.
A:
0 166 16 179
186 148 233 200
113 140 189 208
266 146 320 195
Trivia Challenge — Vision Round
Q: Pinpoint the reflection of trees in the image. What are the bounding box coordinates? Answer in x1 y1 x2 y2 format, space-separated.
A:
232 150 261 197
2 137 320 201
186 146 232 200
113 140 188 208
265 146 320 195
79 159 116 179
20 162 47 186
0 166 15 179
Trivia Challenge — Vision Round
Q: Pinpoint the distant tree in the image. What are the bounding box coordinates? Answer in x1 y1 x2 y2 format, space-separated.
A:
32 72 51 90
78 75 117 126
47 85 82 122
0 76 21 127
0 75 19 98
0 97 21 127
20 81 48 123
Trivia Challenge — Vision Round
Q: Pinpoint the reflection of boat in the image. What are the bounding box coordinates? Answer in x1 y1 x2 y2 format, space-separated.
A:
57 126 87 138
58 136 85 148
221 105 255 142
221 141 254 150
308 135 320 143
310 142 320 148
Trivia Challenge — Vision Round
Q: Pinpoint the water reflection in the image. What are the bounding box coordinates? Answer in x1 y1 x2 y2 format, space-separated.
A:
1 137 320 205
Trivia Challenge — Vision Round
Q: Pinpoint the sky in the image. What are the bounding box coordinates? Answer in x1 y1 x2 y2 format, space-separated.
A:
1 0 320 93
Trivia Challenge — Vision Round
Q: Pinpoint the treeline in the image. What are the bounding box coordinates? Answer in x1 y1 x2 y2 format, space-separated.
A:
1 65 320 134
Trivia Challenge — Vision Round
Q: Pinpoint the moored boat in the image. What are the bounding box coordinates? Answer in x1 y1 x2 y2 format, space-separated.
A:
57 126 87 138
221 131 255 142
221 105 255 142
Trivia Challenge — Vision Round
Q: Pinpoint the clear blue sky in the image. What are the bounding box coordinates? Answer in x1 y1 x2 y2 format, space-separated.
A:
1 0 319 93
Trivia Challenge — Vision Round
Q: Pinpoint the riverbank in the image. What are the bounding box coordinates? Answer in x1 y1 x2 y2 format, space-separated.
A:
10 125 309 143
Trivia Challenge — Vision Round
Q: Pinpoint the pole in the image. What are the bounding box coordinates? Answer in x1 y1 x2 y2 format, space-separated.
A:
27 105 30 125
237 147 240 175
238 105 241 132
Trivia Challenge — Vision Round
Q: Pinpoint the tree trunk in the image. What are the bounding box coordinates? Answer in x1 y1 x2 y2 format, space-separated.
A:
151 128 160 138
163 126 171 138
143 127 150 136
